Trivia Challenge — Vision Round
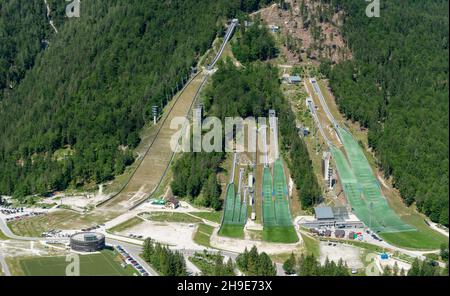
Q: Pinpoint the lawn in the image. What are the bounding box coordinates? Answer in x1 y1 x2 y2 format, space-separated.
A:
301 233 320 257
246 229 263 241
0 228 9 240
14 249 138 276
193 223 215 247
380 230 448 250
7 210 83 237
218 225 244 239
190 211 222 224
108 217 144 233
262 226 299 243
378 183 448 250
140 212 201 223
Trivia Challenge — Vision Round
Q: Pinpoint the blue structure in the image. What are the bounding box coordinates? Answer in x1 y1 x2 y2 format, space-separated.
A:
288 76 302 84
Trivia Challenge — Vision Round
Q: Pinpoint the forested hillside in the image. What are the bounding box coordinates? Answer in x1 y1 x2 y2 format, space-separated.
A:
171 20 321 209
327 0 449 225
232 20 278 63
0 0 248 199
178 60 321 209
0 0 53 100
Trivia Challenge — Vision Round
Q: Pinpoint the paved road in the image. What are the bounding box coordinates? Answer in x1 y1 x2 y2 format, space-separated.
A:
106 235 286 276
106 238 159 276
0 253 11 276
310 78 338 129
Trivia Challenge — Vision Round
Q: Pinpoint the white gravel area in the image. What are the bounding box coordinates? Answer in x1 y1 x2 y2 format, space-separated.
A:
320 241 364 269
210 229 302 254
118 220 201 250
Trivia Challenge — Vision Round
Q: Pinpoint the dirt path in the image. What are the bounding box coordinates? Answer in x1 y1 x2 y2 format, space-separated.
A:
43 0 58 34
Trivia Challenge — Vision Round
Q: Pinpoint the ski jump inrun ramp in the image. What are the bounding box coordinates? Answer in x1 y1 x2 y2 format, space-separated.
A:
309 78 414 234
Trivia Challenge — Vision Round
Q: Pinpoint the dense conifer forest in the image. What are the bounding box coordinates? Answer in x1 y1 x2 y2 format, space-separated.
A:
327 0 449 225
0 0 252 199
171 22 321 209
1 0 447 227
232 19 278 63
0 0 52 100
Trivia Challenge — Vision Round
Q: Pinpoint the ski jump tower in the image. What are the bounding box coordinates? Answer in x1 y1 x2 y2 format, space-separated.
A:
269 109 279 161
323 151 333 189
260 121 269 168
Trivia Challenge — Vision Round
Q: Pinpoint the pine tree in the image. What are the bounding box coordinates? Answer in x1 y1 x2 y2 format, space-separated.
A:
392 262 399 276
214 253 225 275
382 265 393 276
258 252 276 276
247 246 259 275
408 259 421 276
225 258 235 276
440 243 449 261
442 263 449 276
237 247 249 271
283 252 297 275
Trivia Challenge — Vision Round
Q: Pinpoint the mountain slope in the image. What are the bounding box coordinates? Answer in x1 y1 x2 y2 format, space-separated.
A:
0 0 243 198
0 0 55 99
328 0 449 225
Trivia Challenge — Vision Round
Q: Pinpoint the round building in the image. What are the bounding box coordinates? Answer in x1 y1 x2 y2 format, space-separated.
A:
70 232 105 252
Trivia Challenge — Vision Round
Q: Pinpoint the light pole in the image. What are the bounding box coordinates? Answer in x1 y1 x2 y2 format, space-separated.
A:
152 105 158 125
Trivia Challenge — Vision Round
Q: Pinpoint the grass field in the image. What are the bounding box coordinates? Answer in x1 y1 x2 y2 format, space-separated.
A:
7 210 87 237
140 212 201 223
218 224 244 239
380 230 447 250
190 211 222 224
262 226 298 243
100 72 207 211
0 228 9 240
246 229 263 241
193 224 215 247
378 175 448 250
301 233 320 257
13 250 138 276
108 217 144 233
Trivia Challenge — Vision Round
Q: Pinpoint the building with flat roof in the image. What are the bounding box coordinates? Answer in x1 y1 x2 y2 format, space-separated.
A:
287 75 301 84
298 206 365 229
70 232 105 252
315 207 334 220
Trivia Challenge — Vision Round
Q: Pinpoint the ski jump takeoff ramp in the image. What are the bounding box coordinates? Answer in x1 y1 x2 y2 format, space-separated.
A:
334 128 415 234
310 78 414 234
220 154 247 238
261 112 298 243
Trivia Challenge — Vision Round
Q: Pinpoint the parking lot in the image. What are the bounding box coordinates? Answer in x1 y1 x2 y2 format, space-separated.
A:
0 206 47 223
308 226 384 245
319 241 364 270
115 245 150 276
40 223 107 239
